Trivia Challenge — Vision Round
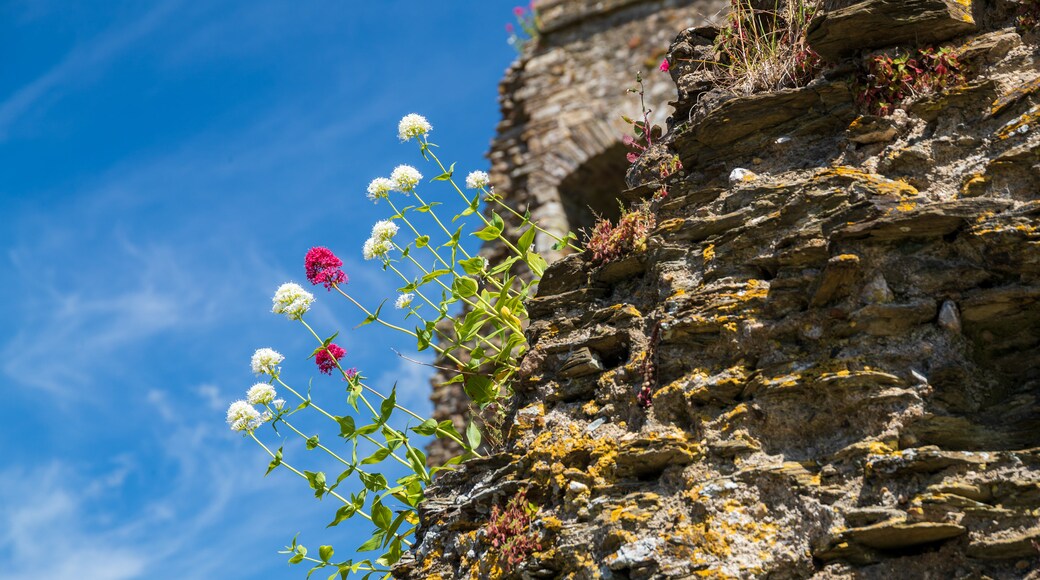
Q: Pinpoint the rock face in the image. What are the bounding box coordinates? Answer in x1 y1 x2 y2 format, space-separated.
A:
427 0 727 467
404 1 1040 578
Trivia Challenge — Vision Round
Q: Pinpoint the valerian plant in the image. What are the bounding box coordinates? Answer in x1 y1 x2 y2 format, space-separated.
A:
227 113 578 579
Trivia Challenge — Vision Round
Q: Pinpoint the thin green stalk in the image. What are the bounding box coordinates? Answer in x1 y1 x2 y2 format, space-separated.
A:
250 432 375 523
386 250 513 362
387 192 508 294
330 282 471 370
485 191 581 251
252 433 414 549
274 377 418 476
421 144 527 260
297 318 473 455
386 197 457 273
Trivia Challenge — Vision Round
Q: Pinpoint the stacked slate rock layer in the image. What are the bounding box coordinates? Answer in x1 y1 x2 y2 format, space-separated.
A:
401 1 1040 578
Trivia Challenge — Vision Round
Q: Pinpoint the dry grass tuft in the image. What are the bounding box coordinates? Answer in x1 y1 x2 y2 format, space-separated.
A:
708 0 823 95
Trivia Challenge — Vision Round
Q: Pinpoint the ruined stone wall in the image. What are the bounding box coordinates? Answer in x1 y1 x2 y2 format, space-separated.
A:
428 0 727 466
402 1 1040 578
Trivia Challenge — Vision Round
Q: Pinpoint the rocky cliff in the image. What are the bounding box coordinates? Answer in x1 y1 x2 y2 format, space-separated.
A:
402 1 1040 578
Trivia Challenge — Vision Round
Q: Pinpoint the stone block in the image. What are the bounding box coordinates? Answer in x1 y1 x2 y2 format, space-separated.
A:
806 0 977 62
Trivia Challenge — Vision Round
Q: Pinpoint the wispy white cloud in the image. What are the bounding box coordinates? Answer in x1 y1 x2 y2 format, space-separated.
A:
2 240 226 401
0 463 148 580
0 0 181 141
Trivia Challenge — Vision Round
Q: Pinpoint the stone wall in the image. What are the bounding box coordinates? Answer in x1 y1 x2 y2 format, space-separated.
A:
402 0 1040 578
428 0 727 466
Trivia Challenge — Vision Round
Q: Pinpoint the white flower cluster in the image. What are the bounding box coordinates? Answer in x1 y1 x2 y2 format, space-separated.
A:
395 293 414 309
251 347 284 376
363 219 399 261
390 165 422 193
465 170 490 190
247 382 277 405
226 400 271 432
227 383 280 433
398 113 432 142
367 177 393 202
271 282 314 320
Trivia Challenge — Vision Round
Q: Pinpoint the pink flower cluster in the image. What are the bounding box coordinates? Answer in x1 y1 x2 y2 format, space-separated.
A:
315 343 346 375
305 247 347 290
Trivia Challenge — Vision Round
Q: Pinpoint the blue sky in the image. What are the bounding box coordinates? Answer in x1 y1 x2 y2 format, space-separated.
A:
0 2 518 578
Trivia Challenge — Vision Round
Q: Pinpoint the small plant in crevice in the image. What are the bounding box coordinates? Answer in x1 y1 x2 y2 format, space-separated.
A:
506 3 541 53
621 71 663 164
1017 0 1040 32
709 0 824 94
585 203 656 265
855 46 965 116
483 489 542 573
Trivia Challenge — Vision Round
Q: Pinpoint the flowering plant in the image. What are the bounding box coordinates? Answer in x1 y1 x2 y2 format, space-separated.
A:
228 113 576 578
506 3 541 53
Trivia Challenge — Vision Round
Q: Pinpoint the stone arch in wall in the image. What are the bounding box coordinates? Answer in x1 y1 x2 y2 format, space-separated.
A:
558 141 630 233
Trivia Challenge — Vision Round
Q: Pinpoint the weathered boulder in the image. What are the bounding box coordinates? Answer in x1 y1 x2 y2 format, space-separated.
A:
807 0 977 61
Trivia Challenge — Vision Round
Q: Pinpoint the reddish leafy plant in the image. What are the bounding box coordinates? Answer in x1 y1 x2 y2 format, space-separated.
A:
1018 0 1040 31
585 204 656 265
856 46 964 116
484 489 541 572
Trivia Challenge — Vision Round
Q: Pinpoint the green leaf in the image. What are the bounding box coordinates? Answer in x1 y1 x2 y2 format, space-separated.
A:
304 471 327 499
416 202 442 213
488 256 519 276
334 465 356 487
415 235 430 248
552 231 577 251
416 325 432 351
406 445 427 475
384 512 410 548
359 472 388 491
357 300 387 328
436 419 460 438
337 416 356 439
453 193 481 222
356 532 385 553
473 224 502 241
386 537 404 565
420 268 451 285
517 227 536 255
412 418 438 436
372 499 393 530
432 161 456 181
452 276 478 298
464 374 498 406
306 435 320 450
491 212 505 231
361 448 391 465
459 256 486 276
465 421 482 451
527 253 548 277
355 423 379 437
319 545 334 563
265 446 283 476
309 332 339 358
288 553 305 565
379 386 397 423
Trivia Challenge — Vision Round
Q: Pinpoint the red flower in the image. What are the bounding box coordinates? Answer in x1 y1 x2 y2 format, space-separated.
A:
505 22 515 33
305 246 347 290
513 6 525 16
659 58 670 72
315 343 346 375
